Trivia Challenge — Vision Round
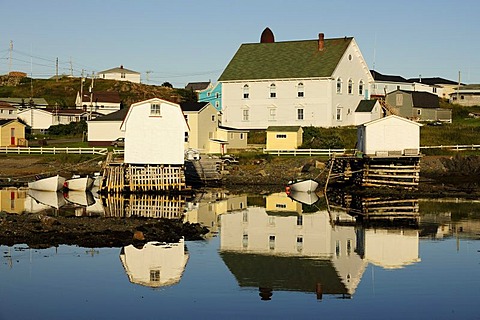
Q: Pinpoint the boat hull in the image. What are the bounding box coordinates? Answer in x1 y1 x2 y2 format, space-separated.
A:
64 176 95 191
287 179 319 193
28 175 66 192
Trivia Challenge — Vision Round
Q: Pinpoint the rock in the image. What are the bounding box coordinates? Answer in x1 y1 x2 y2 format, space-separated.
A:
133 230 145 241
38 215 59 227
258 170 268 177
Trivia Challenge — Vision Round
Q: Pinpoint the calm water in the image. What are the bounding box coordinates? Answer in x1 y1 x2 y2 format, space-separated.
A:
0 189 479 319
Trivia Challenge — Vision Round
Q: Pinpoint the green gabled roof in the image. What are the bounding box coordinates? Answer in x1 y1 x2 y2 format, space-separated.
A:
219 37 353 81
267 126 302 132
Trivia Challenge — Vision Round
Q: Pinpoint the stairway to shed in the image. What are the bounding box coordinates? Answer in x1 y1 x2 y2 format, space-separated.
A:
184 158 222 186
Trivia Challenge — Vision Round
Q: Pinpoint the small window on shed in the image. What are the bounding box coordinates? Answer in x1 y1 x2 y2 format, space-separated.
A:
150 103 161 116
270 84 277 98
276 134 287 139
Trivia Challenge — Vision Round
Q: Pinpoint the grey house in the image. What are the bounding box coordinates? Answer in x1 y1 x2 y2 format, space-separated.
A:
385 90 451 123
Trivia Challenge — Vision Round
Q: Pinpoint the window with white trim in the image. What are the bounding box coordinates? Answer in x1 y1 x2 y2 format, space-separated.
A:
270 83 276 98
336 78 342 94
276 134 287 139
269 108 276 121
297 82 304 97
348 79 353 94
243 84 249 99
336 107 342 121
359 80 364 95
297 108 304 120
242 109 249 121
150 103 161 116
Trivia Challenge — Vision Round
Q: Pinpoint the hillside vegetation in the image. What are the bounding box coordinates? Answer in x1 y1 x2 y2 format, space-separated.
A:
0 76 197 107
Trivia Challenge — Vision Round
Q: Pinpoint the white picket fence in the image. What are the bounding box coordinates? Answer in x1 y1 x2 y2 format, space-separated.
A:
0 146 108 155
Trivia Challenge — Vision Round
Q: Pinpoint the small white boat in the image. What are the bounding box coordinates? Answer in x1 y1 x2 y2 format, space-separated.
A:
64 175 95 191
286 179 319 193
288 190 320 206
28 175 66 192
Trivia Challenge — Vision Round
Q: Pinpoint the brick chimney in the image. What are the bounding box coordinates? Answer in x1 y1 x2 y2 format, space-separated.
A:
318 33 325 51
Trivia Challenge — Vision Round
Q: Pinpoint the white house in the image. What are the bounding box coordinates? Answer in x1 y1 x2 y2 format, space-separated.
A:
120 98 188 165
18 108 94 133
218 28 374 129
357 115 422 156
97 65 141 83
87 108 128 146
75 91 121 115
0 101 17 120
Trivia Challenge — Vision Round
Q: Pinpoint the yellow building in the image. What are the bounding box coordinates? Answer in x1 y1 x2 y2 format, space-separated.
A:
266 126 303 150
0 119 26 147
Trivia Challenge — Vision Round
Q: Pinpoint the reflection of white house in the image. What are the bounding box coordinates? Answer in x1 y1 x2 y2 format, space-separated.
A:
219 192 367 296
97 65 141 83
357 115 422 156
87 108 127 146
364 229 420 269
120 240 189 287
121 98 189 165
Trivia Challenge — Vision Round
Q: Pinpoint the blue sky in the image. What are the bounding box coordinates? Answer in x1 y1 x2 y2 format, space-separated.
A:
1 0 479 87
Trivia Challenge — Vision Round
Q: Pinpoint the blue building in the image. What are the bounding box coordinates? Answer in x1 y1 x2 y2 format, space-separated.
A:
198 83 222 111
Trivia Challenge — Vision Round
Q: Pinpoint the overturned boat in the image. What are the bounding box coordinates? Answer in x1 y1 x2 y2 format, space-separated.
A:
28 175 66 192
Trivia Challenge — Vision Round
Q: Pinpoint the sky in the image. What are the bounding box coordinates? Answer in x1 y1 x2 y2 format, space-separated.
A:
1 0 479 87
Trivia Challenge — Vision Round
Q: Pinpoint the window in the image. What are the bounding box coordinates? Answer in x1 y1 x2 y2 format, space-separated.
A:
335 240 340 257
242 109 249 121
211 115 215 122
275 203 287 208
240 133 244 140
121 73 126 79
297 236 303 252
348 79 353 94
215 92 219 98
417 109 421 115
269 235 276 250
242 234 248 248
150 270 160 282
8 110 13 115
358 80 364 95
336 107 342 121
184 132 189 142
184 115 188 121
270 83 276 98
336 78 342 94
276 134 287 139
207 92 211 97
297 108 304 120
347 239 352 256
150 103 161 116
297 82 304 97
243 84 249 99
297 215 303 226
396 94 403 106
433 87 437 93
215 101 219 108
461 95 465 100
269 108 276 121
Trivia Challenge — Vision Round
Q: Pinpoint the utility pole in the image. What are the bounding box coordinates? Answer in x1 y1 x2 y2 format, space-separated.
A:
145 70 152 84
56 57 59 82
457 71 461 102
69 57 73 77
89 71 95 120
80 69 85 112
8 40 13 73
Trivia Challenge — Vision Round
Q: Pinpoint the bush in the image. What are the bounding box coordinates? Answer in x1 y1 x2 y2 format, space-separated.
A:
48 121 87 136
301 126 346 149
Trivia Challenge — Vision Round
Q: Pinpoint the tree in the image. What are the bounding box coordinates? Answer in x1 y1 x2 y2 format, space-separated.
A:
161 82 173 88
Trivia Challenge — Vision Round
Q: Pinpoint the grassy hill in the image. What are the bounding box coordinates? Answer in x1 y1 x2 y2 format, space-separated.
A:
0 76 197 107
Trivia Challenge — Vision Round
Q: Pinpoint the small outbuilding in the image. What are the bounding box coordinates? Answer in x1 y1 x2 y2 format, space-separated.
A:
266 126 303 150
0 119 26 147
120 98 188 165
357 115 422 156
87 108 128 146
354 100 383 125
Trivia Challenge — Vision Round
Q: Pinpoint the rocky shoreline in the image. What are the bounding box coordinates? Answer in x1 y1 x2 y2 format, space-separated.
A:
1 154 479 248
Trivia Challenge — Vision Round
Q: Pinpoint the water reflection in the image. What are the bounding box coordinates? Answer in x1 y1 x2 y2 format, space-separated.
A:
119 239 189 288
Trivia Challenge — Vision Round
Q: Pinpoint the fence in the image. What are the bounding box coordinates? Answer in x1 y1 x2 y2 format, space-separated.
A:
0 146 108 155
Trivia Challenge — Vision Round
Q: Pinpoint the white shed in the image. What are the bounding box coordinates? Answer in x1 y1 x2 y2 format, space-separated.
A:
120 98 188 165
357 115 422 156
87 108 127 146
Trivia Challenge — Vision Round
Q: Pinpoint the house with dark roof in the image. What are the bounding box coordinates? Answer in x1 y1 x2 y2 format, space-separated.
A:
0 101 17 120
408 77 460 99
354 99 382 125
17 108 99 133
75 91 122 115
181 101 247 153
185 82 212 92
385 90 451 122
87 108 128 146
218 28 374 129
97 65 141 83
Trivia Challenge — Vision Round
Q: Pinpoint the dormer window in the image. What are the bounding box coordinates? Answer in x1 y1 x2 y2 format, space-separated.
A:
150 103 161 116
270 84 276 98
243 84 249 99
336 78 342 94
297 83 304 98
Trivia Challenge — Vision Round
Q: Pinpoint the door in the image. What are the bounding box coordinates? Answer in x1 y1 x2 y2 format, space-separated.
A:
10 128 15 145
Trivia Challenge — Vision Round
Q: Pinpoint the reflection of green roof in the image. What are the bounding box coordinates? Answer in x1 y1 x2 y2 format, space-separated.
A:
267 126 302 132
219 38 352 81
220 251 348 294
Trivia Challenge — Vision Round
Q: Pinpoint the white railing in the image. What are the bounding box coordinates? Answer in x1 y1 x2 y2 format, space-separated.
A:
263 148 354 156
0 146 108 155
420 144 480 151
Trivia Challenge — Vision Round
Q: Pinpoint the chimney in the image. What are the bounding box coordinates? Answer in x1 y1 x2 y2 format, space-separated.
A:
120 65 123 69
318 33 325 51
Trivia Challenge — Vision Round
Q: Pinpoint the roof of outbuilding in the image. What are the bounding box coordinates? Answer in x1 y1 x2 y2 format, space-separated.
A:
88 108 129 122
355 100 378 112
219 37 353 81
0 119 15 126
180 101 209 112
